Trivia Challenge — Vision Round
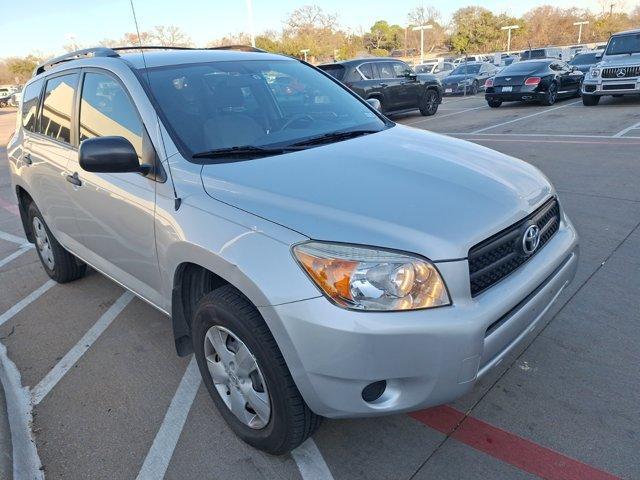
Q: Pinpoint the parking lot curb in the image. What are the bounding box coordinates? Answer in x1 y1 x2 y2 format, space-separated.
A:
0 341 44 479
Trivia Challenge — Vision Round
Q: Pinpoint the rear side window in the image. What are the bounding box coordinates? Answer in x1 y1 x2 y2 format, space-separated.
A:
39 73 78 144
358 63 375 80
317 65 345 81
21 79 43 133
79 72 143 157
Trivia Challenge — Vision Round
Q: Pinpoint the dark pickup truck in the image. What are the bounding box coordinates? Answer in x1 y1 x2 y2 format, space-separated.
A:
318 58 442 116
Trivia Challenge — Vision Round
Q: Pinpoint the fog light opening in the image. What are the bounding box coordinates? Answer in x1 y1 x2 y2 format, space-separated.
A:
361 380 387 403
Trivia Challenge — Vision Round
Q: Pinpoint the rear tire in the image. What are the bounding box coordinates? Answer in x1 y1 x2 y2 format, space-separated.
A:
487 99 502 108
192 285 322 455
419 89 439 116
541 82 558 106
582 94 600 106
27 202 86 283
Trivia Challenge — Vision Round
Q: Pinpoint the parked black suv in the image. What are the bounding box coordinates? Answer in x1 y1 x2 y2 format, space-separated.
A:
317 58 442 116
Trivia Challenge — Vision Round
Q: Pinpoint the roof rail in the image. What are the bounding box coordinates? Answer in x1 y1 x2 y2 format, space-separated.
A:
33 44 269 77
34 47 119 76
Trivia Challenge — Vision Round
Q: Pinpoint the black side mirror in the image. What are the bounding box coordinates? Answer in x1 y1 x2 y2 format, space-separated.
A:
405 71 417 80
595 52 603 59
79 136 150 175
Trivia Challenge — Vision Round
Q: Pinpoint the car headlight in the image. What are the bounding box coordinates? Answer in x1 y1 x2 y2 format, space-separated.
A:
293 242 450 311
590 68 600 78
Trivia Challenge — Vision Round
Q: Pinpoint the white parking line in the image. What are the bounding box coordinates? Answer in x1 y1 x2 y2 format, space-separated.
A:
613 121 640 138
292 438 335 480
0 230 29 246
470 100 582 134
136 357 201 480
445 132 638 139
0 280 56 328
404 105 487 126
0 244 33 269
31 291 134 405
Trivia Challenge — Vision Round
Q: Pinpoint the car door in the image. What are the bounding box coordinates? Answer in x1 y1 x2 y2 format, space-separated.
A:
65 69 162 304
375 62 405 112
24 72 80 246
391 61 421 110
352 62 382 101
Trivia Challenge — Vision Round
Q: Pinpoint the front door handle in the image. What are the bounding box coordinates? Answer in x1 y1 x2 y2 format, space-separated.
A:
66 172 82 187
23 153 32 166
379 83 388 87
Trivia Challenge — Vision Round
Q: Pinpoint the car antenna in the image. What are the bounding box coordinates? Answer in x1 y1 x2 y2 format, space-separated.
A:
129 0 182 211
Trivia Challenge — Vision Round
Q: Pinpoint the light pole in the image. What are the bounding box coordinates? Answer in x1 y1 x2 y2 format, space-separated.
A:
246 0 256 47
501 25 519 54
412 24 433 64
573 21 589 44
300 49 310 62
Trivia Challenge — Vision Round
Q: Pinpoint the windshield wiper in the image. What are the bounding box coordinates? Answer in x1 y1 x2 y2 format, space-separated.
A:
192 145 301 160
289 129 380 148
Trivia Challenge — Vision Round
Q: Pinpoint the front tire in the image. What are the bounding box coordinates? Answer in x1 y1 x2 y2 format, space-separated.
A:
470 81 479 95
582 94 600 106
192 285 321 454
419 89 439 116
27 202 86 283
487 98 502 108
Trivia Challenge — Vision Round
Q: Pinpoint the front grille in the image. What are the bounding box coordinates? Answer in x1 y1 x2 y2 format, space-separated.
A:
602 83 636 90
468 198 560 297
602 66 640 78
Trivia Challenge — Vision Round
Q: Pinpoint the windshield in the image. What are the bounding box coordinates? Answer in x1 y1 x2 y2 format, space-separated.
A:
415 64 435 74
144 59 386 158
501 61 548 74
570 53 598 65
606 34 640 55
451 64 480 75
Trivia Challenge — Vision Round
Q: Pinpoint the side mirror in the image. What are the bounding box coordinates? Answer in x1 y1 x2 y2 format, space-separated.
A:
405 71 417 80
79 136 149 175
595 52 603 59
366 98 382 111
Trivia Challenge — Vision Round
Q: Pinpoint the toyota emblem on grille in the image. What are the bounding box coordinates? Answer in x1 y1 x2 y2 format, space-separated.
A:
616 68 626 78
522 225 541 255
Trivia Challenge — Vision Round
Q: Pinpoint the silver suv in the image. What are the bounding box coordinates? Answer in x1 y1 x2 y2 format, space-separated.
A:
582 29 640 105
7 46 579 454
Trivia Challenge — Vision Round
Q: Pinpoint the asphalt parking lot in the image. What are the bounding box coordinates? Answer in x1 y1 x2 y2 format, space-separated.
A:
0 93 639 479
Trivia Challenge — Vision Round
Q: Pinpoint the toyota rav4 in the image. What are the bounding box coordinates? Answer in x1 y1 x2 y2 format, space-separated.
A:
7 46 579 454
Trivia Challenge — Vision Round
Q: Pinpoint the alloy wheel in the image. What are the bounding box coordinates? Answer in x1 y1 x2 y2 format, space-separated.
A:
204 325 271 429
32 217 55 270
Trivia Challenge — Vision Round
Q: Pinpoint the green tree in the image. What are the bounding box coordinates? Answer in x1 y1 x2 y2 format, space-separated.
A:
365 20 403 52
449 7 502 53
7 56 40 83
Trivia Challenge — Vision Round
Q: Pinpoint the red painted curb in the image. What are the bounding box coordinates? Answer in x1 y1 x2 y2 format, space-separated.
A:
410 406 620 480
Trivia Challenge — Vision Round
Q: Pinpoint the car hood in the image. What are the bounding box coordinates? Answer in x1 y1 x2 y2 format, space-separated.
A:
599 53 640 67
442 74 476 83
200 126 553 260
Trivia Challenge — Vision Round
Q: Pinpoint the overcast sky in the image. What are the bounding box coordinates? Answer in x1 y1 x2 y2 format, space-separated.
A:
0 0 627 57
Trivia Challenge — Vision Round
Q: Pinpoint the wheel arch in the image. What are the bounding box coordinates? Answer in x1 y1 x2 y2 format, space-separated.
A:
15 185 35 243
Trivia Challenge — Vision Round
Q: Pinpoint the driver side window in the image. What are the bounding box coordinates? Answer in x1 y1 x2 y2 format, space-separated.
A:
392 62 410 78
79 72 143 158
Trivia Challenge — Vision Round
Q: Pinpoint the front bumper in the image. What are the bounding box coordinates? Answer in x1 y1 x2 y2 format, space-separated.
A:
260 213 579 418
442 83 477 95
582 78 640 96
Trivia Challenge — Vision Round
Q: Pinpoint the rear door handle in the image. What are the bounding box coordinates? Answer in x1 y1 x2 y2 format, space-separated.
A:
66 172 82 187
23 153 32 166
379 83 388 87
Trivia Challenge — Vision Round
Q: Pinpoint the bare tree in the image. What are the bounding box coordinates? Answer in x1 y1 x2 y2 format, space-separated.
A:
151 26 193 47
285 5 338 33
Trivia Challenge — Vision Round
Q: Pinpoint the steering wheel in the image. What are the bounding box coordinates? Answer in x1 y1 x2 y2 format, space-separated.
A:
279 114 314 131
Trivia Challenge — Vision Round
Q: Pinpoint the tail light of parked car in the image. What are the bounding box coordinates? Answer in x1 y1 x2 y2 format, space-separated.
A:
484 78 494 88
524 77 541 86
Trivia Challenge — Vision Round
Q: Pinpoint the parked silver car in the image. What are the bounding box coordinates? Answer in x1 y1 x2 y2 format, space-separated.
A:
7 46 579 454
414 61 455 79
582 29 640 105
